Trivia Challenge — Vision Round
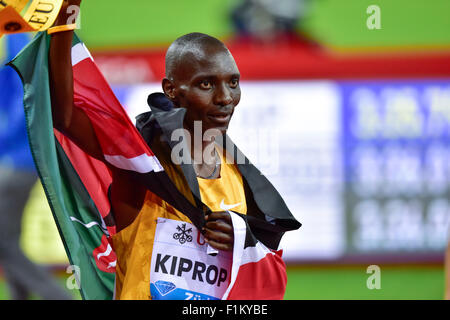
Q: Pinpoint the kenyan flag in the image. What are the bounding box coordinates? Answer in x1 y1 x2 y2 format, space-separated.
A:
7 32 165 300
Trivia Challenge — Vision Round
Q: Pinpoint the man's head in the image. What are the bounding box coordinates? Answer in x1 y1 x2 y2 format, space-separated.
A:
162 32 241 135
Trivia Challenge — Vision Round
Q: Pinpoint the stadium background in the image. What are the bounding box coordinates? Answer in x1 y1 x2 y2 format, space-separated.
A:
1 0 449 299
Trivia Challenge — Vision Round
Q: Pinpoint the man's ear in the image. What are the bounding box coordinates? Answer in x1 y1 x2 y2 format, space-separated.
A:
162 78 177 101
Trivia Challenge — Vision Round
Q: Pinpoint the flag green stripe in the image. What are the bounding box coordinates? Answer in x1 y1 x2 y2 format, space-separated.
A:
8 32 114 300
55 141 114 299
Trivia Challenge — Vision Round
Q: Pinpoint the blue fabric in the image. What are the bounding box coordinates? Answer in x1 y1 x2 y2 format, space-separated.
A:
0 33 34 170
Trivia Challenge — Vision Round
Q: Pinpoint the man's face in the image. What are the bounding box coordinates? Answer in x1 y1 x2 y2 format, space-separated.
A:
169 47 241 135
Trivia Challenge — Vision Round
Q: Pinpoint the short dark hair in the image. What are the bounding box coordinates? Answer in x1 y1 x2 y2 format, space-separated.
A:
165 32 228 79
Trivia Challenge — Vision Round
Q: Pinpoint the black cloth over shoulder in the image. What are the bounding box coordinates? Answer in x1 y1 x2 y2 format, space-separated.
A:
136 92 301 250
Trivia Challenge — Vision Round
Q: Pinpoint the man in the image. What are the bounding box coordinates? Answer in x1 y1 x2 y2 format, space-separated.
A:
46 0 300 300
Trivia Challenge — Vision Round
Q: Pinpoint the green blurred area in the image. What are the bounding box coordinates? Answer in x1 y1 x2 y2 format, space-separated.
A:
284 266 444 300
0 266 444 300
0 275 81 300
76 0 450 50
77 0 238 49
303 0 450 49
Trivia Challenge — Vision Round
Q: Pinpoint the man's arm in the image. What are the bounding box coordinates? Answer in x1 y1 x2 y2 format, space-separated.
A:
49 0 103 160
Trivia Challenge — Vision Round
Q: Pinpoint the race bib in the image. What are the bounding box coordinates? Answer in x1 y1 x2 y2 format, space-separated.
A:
150 218 232 300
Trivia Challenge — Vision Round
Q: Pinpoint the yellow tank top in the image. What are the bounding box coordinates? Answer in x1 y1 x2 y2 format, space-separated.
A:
111 149 247 300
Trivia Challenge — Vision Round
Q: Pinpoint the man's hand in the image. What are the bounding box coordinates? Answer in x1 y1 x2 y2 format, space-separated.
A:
203 211 234 252
63 0 82 9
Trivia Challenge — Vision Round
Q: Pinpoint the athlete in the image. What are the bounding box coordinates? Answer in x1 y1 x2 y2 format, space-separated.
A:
48 0 300 299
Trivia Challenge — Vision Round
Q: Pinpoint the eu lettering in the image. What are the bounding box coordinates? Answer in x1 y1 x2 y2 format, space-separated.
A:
28 14 48 25
35 2 54 14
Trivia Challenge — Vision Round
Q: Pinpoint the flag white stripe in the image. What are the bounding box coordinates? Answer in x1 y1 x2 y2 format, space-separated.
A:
104 153 163 173
71 42 93 66
240 241 276 266
96 244 113 260
71 216 104 230
221 211 247 300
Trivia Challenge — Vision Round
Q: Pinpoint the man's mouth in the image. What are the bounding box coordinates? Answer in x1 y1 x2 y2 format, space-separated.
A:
207 112 231 124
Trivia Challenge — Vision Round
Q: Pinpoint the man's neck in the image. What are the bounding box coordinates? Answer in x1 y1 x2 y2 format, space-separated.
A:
191 137 216 166
187 129 221 179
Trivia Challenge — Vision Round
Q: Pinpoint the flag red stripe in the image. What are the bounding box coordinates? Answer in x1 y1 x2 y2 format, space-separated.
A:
227 250 287 300
72 58 155 160
54 129 115 234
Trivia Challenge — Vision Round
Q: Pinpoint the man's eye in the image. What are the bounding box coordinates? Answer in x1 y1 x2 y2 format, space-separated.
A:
230 79 239 88
200 81 212 89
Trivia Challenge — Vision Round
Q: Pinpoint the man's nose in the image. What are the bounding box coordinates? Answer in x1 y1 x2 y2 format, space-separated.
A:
213 83 233 106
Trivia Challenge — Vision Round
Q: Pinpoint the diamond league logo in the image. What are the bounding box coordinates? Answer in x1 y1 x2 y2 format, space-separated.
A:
173 223 193 244
154 280 177 297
